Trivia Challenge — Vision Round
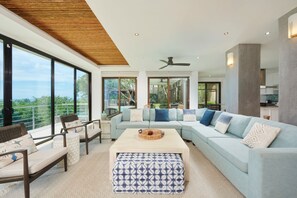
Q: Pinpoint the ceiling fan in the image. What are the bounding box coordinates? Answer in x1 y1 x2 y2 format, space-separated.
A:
159 57 190 70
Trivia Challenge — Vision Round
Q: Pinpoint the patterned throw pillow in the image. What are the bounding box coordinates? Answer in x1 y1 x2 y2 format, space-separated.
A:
215 114 233 134
241 122 281 148
0 134 37 168
65 120 83 133
130 109 143 122
183 109 196 122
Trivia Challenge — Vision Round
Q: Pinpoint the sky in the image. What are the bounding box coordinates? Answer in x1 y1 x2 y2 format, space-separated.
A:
0 44 87 100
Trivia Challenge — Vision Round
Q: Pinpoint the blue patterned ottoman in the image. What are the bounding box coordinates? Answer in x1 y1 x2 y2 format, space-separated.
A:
112 152 184 194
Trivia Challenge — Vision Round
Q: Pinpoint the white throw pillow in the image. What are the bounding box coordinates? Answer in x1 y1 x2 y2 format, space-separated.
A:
241 122 281 148
215 114 233 134
183 109 196 122
65 120 83 133
130 109 143 122
0 134 37 168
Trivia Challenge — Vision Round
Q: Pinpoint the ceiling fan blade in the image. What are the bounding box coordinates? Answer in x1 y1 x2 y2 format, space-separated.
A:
172 63 190 66
160 60 168 64
159 65 169 70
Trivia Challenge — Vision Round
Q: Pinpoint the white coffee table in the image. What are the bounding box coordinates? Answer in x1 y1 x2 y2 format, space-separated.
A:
109 128 190 181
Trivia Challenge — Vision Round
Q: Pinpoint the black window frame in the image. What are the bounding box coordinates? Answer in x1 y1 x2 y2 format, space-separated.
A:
148 77 190 109
198 82 221 110
0 34 92 138
102 77 137 115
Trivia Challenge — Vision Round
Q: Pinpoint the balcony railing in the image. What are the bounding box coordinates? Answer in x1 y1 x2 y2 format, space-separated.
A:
0 103 88 133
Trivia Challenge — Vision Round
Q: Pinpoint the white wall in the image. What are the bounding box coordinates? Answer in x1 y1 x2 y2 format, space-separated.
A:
91 69 101 119
137 71 148 108
190 71 199 109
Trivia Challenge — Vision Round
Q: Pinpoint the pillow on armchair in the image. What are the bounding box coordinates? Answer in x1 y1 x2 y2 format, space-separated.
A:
155 109 169 122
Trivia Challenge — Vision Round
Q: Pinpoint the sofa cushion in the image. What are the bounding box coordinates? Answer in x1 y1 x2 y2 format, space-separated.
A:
150 109 156 121
179 121 201 130
183 109 196 122
242 117 297 148
200 109 215 126
117 121 150 129
122 108 131 121
177 109 183 121
0 147 68 177
192 124 239 142
130 109 143 122
143 108 150 121
168 109 177 121
196 108 207 121
210 111 223 126
222 112 251 138
149 121 182 130
208 138 249 173
155 109 169 122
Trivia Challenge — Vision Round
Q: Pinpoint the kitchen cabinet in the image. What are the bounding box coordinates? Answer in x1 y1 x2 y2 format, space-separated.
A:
260 107 279 121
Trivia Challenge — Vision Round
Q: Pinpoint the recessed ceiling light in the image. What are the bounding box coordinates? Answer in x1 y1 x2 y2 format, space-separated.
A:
196 56 200 59
265 32 270 36
224 32 229 36
134 33 140 36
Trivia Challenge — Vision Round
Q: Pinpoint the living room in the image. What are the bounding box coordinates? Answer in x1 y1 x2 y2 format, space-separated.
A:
1 1 297 198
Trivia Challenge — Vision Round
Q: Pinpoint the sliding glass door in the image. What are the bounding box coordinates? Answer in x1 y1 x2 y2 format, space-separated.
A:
12 46 52 137
103 77 136 116
198 82 221 110
0 40 3 127
148 77 189 109
0 34 91 138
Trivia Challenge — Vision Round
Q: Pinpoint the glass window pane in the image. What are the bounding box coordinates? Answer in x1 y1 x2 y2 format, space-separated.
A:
76 70 89 121
55 62 74 133
12 45 51 138
149 78 168 108
0 41 3 126
169 78 188 109
120 78 136 111
103 78 119 116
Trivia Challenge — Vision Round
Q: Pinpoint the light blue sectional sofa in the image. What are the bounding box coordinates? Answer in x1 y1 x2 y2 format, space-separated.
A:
111 108 297 198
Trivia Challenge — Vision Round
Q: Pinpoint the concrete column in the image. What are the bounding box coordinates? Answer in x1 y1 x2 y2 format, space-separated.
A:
225 44 260 116
279 8 297 125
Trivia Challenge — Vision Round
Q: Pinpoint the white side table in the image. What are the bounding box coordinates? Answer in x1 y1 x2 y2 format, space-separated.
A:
53 133 80 166
101 120 111 139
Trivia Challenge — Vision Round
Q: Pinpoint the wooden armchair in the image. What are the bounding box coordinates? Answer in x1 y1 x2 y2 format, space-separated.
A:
60 114 102 155
0 123 68 198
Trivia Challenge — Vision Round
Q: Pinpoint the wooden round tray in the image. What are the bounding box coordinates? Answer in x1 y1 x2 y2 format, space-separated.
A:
138 129 164 140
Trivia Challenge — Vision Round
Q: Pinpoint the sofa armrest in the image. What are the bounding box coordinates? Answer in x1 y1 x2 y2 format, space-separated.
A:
111 114 122 139
248 148 297 198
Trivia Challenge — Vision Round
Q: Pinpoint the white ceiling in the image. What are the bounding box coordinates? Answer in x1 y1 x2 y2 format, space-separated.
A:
86 0 297 76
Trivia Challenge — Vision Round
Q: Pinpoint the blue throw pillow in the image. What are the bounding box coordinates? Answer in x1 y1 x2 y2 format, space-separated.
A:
155 109 169 122
200 109 215 126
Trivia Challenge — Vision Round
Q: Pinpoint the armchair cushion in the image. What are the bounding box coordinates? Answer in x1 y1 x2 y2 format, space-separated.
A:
0 147 67 178
0 134 37 168
79 128 101 139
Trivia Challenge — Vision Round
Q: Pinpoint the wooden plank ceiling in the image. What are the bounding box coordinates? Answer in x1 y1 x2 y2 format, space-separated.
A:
0 0 128 65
